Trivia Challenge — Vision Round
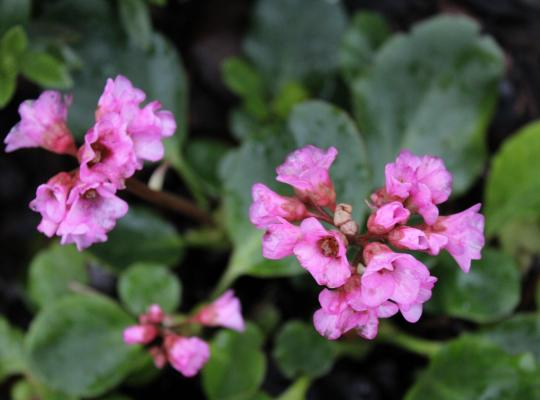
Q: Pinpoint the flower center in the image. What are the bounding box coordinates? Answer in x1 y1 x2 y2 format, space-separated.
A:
89 142 110 166
318 236 339 258
83 189 98 200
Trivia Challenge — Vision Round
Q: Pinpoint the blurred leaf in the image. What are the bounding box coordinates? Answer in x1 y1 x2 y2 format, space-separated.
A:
288 100 372 221
428 249 520 323
229 109 260 141
28 243 89 309
499 216 540 268
0 25 27 107
251 393 272 400
0 67 16 107
352 16 503 193
244 0 347 92
10 380 78 400
185 138 231 196
202 324 266 400
222 57 268 119
25 294 141 397
20 50 73 88
273 321 335 379
99 395 132 400
405 337 540 400
1 25 28 57
118 262 182 315
271 81 309 120
0 316 24 383
11 381 34 400
90 206 184 272
118 0 153 50
340 11 391 83
277 376 311 400
0 0 31 35
485 121 540 236
478 313 540 365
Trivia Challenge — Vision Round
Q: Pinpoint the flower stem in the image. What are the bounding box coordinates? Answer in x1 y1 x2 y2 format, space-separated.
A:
377 322 443 358
125 178 213 225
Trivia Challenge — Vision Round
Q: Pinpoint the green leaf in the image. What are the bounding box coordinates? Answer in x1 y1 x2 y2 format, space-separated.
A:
11 379 78 400
1 25 28 57
0 0 30 35
271 81 309 120
288 100 372 221
28 243 89 309
273 321 335 379
485 121 540 236
0 67 16 107
118 262 182 315
202 324 266 400
90 206 184 272
185 138 231 196
20 50 73 89
352 16 503 193
244 0 347 92
478 313 540 366
0 316 25 382
25 294 141 397
276 376 311 400
340 11 391 83
427 249 520 323
118 0 153 50
499 216 540 268
405 337 540 400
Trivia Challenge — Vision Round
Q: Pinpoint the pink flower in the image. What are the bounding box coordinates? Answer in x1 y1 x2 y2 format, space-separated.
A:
276 145 337 207
360 245 436 322
195 290 245 332
293 217 351 288
428 204 485 272
388 226 429 251
4 91 76 155
56 180 128 250
262 218 302 260
139 304 165 325
249 183 307 229
385 150 452 225
123 324 158 345
96 75 145 117
165 335 210 377
367 201 410 234
29 172 76 237
79 113 137 188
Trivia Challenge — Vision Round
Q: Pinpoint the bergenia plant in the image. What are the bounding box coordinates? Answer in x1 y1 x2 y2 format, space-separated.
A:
249 145 485 340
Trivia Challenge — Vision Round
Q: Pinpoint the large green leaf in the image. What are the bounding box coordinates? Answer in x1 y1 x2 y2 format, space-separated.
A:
405 337 540 400
485 121 540 236
288 100 372 221
118 262 182 315
20 50 73 89
202 324 266 400
273 321 335 379
0 316 25 382
28 243 89 309
352 16 503 192
118 0 152 50
10 379 78 400
427 249 520 323
90 206 184 272
25 294 141 397
244 0 347 92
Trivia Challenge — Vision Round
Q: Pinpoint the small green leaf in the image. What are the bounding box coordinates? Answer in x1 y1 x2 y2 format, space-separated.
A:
202 324 266 400
0 316 25 383
1 25 28 57
118 262 182 315
28 243 89 309
271 81 308 119
25 294 141 397
20 50 73 89
277 376 311 400
118 0 153 50
485 121 540 236
405 337 540 400
11 379 79 400
273 321 335 379
0 67 16 107
427 249 520 323
352 15 503 193
90 206 184 272
340 11 391 83
0 0 31 35
288 100 372 221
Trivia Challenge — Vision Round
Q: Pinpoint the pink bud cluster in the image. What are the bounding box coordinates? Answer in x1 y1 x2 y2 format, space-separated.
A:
4 76 176 250
123 290 245 377
249 146 485 340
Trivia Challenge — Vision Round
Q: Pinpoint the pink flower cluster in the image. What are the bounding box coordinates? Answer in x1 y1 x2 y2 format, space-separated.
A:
4 76 176 250
123 290 245 377
250 146 485 340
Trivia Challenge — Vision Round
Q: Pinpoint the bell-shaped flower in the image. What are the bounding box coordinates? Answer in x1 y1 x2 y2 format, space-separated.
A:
195 290 245 332
249 183 307 229
123 324 158 345
165 335 210 377
262 218 302 260
367 201 410 234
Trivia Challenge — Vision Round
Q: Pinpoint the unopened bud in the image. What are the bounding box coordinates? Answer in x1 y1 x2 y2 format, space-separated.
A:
340 220 358 236
334 203 353 226
356 262 366 275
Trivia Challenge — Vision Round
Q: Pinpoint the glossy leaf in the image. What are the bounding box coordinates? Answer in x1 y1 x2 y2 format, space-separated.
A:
20 51 73 89
90 206 184 272
428 249 520 323
273 321 335 379
405 337 540 400
118 0 152 50
485 121 540 236
28 243 89 309
25 294 141 397
0 316 25 383
352 16 503 193
118 262 182 315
